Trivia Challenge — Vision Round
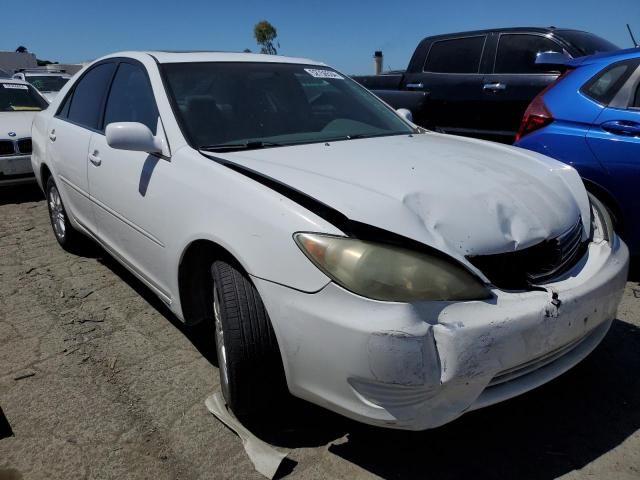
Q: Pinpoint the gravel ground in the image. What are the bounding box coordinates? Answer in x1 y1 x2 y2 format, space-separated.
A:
1 184 639 480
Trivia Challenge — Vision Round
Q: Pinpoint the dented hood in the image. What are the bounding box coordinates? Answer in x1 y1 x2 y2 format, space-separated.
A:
213 133 591 260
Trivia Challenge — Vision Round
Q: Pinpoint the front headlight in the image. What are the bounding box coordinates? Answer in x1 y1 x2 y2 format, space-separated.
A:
589 193 613 243
294 233 490 302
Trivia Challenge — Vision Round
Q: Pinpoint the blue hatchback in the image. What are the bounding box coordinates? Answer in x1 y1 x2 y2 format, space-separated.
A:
516 48 640 256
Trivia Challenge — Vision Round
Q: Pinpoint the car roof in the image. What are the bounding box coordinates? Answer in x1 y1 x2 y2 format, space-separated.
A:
568 47 640 67
421 26 585 40
99 51 326 67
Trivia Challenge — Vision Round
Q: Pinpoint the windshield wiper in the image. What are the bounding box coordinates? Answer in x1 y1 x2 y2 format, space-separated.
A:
199 141 283 152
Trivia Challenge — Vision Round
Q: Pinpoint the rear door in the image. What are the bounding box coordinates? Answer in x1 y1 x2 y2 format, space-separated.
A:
585 60 640 251
47 62 116 232
481 33 565 143
400 35 487 134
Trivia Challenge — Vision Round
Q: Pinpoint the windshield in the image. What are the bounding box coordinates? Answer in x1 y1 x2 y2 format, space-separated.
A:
557 31 620 56
0 83 48 112
162 62 414 150
26 75 69 92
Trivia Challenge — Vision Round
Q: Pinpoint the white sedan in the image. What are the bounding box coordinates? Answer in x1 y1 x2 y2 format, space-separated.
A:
1 78 48 185
31 52 628 430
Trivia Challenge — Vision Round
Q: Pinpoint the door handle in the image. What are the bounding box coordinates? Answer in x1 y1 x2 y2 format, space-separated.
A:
48 129 56 141
483 82 507 91
88 151 101 166
405 83 424 90
601 120 640 137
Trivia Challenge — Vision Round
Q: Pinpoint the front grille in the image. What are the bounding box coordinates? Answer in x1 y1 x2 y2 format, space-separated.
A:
17 138 32 154
468 218 587 289
0 140 14 156
488 333 589 387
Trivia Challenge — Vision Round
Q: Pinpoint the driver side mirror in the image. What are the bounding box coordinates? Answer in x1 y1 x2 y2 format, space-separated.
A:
105 122 163 154
396 108 414 123
535 51 571 72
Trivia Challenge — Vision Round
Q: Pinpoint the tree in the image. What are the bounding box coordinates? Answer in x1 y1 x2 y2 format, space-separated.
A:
16 46 28 53
253 21 279 55
243 48 252 53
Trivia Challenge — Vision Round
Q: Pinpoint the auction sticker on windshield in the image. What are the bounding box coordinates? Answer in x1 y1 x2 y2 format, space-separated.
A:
304 68 344 80
2 84 28 90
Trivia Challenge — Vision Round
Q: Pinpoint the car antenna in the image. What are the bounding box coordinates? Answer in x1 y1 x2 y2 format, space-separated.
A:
627 24 638 47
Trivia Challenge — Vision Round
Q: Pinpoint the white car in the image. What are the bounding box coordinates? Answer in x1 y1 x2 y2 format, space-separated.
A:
1 78 48 186
31 52 629 430
13 70 72 102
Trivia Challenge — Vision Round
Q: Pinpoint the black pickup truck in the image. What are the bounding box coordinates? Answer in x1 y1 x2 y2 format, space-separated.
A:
353 27 619 143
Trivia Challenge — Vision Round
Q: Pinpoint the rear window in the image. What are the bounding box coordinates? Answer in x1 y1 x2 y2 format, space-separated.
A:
424 36 485 73
556 30 619 56
26 75 69 93
581 62 635 105
0 83 47 112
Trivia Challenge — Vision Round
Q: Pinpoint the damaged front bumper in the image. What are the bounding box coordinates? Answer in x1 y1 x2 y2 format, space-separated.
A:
253 237 629 431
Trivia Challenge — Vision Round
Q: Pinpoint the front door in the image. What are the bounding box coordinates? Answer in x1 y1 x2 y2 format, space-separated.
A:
87 61 172 298
480 33 564 143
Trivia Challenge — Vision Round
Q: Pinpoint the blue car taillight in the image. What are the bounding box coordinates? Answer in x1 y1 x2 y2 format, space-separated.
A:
516 69 575 141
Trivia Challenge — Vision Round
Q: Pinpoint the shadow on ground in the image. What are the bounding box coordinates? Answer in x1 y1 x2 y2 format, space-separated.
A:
86 241 640 479
96 253 219 366
0 183 43 206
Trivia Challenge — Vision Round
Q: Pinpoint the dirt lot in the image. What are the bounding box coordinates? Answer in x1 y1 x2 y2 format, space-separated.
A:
1 184 640 480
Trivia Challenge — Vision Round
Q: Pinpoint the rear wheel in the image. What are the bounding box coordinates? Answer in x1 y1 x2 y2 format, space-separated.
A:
211 260 288 421
46 176 84 251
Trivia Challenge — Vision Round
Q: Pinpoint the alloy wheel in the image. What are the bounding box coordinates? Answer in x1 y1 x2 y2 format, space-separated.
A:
213 285 230 395
48 185 66 241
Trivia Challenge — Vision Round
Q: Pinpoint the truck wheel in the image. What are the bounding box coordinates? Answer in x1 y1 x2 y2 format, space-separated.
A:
211 260 288 421
45 176 84 251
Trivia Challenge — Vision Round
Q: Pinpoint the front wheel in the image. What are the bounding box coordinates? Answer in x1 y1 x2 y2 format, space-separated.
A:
211 260 289 422
45 176 84 251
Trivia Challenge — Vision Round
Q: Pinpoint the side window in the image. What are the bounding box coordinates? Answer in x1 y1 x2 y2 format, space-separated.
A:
424 36 486 74
67 63 116 129
494 34 564 74
634 82 640 108
582 63 635 105
56 90 72 118
103 62 159 134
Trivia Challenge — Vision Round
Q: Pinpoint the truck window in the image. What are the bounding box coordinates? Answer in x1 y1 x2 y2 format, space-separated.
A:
423 36 485 74
494 34 564 74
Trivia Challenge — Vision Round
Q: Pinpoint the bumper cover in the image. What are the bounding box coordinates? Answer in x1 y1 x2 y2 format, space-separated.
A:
0 155 34 185
254 238 629 430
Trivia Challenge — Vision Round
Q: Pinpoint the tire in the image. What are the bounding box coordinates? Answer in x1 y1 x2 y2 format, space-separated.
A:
211 260 288 421
45 176 84 251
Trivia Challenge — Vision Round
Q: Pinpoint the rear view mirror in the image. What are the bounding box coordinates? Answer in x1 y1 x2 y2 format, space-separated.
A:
105 122 163 154
535 51 571 70
396 108 414 123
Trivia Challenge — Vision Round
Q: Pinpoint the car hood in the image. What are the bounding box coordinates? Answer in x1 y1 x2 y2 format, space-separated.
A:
0 111 37 140
211 133 591 260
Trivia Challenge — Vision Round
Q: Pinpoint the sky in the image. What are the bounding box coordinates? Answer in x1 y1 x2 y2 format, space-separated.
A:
2 0 639 74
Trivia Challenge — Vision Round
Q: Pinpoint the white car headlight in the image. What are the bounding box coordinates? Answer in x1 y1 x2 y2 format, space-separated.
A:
589 193 613 243
295 233 490 302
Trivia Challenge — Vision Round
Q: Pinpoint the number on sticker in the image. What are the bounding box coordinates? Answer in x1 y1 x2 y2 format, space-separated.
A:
304 68 344 80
